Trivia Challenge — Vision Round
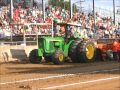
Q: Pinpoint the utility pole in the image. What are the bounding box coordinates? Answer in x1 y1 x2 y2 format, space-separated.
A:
70 0 85 18
113 0 115 25
80 0 85 12
80 0 82 12
117 6 120 14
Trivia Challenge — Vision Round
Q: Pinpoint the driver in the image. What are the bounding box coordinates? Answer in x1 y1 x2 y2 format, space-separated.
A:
59 26 65 37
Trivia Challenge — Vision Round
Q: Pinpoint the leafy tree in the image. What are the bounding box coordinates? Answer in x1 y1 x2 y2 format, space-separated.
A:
49 0 78 12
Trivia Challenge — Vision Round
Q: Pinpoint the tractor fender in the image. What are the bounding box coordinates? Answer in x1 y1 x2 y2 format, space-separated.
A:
63 40 74 57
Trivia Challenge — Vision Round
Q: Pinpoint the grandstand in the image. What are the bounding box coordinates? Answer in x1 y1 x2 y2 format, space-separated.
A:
95 7 120 25
0 0 34 8
0 0 120 43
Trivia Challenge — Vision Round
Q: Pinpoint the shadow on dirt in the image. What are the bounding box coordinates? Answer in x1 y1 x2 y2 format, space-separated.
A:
3 61 120 75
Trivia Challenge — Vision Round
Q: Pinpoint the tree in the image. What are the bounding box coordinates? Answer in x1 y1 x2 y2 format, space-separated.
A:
49 0 78 12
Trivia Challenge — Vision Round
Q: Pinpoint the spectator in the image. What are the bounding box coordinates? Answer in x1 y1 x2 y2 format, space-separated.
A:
0 5 119 38
112 39 119 61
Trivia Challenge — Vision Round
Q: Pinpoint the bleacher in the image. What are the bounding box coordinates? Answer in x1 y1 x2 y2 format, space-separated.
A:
95 7 120 25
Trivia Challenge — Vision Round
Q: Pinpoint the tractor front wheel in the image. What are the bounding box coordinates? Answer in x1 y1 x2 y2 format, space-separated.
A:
52 50 65 65
29 49 42 64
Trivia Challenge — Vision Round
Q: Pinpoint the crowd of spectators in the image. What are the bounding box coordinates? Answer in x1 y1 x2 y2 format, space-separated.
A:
0 5 120 39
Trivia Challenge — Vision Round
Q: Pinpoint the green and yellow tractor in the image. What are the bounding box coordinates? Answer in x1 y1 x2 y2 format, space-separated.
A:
29 23 96 64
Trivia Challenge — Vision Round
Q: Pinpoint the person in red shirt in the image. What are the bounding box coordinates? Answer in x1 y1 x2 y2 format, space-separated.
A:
112 39 119 61
118 39 120 62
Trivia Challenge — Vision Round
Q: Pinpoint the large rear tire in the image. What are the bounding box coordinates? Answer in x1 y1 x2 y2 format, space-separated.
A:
29 49 42 64
69 39 82 63
52 50 65 65
77 41 96 63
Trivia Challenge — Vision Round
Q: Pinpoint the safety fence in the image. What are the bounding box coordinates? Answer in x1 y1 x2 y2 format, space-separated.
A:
0 23 52 36
0 23 53 45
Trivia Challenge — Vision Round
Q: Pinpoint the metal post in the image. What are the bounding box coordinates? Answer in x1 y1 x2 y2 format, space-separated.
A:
52 19 54 37
93 0 95 31
10 0 13 21
113 0 115 25
36 32 38 46
23 26 26 46
42 0 45 21
73 3 75 13
10 0 13 42
70 0 73 18
10 27 13 42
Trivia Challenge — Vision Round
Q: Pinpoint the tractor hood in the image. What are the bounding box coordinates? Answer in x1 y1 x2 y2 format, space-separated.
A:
38 37 65 56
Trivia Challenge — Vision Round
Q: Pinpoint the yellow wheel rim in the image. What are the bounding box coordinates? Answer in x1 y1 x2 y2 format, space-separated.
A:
86 44 94 60
59 54 64 62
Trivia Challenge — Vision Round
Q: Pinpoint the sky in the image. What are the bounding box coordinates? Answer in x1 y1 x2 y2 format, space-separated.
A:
34 0 120 12
73 0 120 11
34 0 120 9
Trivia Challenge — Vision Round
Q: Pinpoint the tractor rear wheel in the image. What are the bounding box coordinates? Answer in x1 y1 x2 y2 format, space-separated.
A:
69 39 82 63
77 41 96 63
29 49 42 64
52 50 65 65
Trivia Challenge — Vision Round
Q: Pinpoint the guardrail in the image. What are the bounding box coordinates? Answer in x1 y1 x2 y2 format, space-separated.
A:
0 41 37 46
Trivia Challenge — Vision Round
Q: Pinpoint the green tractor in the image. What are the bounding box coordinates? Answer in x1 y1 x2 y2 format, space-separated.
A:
29 23 96 64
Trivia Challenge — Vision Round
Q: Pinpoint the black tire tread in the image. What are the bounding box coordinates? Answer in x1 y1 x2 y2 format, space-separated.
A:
52 50 65 65
77 41 95 63
29 49 41 64
69 39 82 63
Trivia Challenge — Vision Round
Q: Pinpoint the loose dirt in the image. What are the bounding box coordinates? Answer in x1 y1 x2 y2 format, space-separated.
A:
0 61 120 90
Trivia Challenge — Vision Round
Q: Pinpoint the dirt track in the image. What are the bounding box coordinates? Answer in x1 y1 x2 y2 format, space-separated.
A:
0 61 120 90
